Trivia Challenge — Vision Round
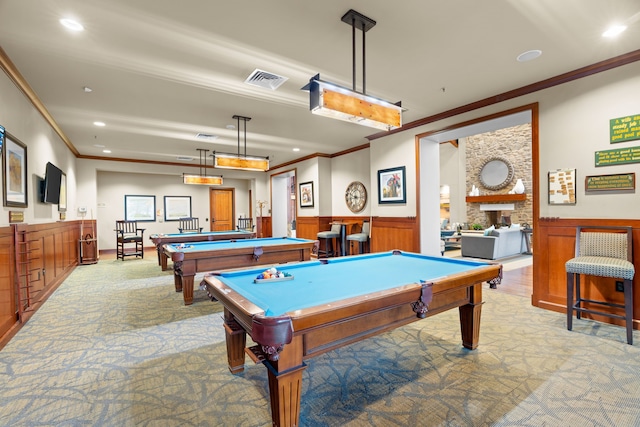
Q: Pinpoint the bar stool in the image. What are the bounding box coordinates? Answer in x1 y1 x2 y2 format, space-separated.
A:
347 220 370 255
566 226 635 344
317 224 341 258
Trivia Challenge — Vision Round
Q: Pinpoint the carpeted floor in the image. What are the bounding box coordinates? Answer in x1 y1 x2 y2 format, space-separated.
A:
1 256 639 426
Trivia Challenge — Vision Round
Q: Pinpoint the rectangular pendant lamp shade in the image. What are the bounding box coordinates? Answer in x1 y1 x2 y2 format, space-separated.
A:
213 152 269 172
309 78 402 131
182 174 223 185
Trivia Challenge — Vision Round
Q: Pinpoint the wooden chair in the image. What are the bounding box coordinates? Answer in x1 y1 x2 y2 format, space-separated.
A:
347 220 370 255
317 224 341 258
178 217 202 233
237 217 255 231
115 220 145 260
566 226 635 344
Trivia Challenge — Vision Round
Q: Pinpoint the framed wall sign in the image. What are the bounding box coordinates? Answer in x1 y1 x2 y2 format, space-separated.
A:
378 166 406 204
2 132 28 208
299 181 314 208
125 195 156 221
585 173 635 193
548 168 576 205
164 196 192 221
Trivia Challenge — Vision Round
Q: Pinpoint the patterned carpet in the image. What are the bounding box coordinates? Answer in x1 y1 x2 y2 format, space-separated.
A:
1 256 639 426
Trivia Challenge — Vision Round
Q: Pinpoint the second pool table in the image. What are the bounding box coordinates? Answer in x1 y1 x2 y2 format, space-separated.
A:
163 237 318 305
149 230 256 271
203 250 502 427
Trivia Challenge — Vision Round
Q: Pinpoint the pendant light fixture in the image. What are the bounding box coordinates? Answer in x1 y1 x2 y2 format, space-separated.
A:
213 115 270 172
183 148 223 185
302 9 402 131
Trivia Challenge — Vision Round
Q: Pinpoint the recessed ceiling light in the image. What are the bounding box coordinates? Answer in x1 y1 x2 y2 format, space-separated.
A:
93 121 106 127
176 156 194 161
93 144 105 148
293 148 300 152
83 86 93 93
602 24 627 38
102 149 111 154
516 50 542 62
226 124 236 130
59 18 84 32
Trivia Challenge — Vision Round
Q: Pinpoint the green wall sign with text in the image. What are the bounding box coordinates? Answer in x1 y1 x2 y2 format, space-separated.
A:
610 114 640 143
595 146 640 166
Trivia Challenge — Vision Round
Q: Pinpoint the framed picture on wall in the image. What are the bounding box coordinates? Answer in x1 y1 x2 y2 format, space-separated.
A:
378 166 406 204
164 196 192 221
299 181 314 208
58 172 67 212
125 195 156 221
548 168 576 205
2 132 28 208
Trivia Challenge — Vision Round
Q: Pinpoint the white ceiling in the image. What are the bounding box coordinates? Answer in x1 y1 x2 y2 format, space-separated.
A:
0 1 639 169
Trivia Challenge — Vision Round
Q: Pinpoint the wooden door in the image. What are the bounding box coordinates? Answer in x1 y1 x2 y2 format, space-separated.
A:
209 188 234 231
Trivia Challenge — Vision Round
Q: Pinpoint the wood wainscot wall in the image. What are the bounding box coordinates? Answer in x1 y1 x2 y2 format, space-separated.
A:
533 217 640 331
296 216 419 255
0 220 98 348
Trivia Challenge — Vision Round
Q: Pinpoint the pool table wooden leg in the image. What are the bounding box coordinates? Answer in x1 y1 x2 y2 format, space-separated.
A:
264 335 306 427
223 308 247 374
458 283 483 350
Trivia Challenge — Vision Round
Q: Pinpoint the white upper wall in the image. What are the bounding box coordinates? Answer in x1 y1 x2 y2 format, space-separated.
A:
2 59 640 229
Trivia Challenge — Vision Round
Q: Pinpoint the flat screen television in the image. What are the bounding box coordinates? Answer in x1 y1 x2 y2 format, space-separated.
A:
41 162 63 204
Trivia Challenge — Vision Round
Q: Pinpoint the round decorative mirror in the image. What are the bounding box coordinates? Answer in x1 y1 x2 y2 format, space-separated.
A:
479 157 514 190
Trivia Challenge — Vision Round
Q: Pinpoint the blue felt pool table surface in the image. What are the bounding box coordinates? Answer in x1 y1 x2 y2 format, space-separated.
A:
211 251 492 316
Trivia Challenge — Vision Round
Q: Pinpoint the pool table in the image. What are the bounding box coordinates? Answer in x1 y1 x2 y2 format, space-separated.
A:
149 230 256 271
163 237 318 305
202 250 501 427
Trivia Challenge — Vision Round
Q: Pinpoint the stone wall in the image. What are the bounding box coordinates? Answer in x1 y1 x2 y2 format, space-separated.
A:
465 124 533 227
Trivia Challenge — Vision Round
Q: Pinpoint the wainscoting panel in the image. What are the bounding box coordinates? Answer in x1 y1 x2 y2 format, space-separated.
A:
370 217 419 253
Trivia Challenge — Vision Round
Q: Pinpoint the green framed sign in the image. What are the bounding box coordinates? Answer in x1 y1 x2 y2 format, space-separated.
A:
585 173 635 193
595 146 640 167
610 114 640 144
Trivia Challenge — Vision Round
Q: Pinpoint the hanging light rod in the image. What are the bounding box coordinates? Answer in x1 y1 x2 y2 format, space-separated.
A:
213 115 270 172
302 9 402 131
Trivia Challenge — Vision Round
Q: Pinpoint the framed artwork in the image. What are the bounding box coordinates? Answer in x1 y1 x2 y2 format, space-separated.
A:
299 181 314 208
548 168 576 205
125 195 156 221
164 196 192 221
58 172 67 212
378 166 406 204
2 132 28 208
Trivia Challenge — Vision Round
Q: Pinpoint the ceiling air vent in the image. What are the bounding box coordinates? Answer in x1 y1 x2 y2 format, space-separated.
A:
244 69 288 90
176 156 193 161
196 133 218 141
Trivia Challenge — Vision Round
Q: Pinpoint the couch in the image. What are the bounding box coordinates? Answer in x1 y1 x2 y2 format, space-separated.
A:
460 227 524 260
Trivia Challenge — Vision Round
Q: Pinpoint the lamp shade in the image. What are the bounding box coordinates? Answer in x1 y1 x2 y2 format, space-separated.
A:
213 152 269 172
309 79 402 131
183 174 223 185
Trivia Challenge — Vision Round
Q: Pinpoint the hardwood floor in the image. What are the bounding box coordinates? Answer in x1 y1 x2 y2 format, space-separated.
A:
498 265 533 298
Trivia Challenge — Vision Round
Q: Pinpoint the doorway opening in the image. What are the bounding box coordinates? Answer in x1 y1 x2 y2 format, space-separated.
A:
270 169 297 237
